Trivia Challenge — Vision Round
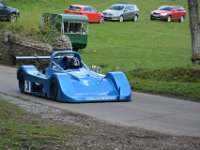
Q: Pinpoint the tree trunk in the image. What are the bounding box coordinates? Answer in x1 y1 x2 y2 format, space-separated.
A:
188 0 200 64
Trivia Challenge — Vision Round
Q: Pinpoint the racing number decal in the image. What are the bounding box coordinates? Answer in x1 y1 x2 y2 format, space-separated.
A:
25 81 31 93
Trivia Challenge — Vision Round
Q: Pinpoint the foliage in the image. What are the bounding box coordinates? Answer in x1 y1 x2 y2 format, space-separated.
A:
39 27 61 44
0 22 60 44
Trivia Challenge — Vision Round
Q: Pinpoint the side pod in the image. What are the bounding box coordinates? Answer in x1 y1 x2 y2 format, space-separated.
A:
51 73 76 102
105 72 132 100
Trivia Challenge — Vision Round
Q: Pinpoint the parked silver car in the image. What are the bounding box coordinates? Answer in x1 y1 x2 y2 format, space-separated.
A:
103 4 139 22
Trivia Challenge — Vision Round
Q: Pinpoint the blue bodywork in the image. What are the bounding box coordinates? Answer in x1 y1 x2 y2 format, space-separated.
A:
17 51 132 102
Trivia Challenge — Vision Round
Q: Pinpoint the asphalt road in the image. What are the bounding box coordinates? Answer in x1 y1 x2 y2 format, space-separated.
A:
0 65 200 137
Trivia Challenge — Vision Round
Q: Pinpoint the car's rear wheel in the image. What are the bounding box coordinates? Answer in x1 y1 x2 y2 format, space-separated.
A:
50 78 58 101
18 72 25 93
99 17 104 23
133 15 138 22
167 15 172 22
119 15 124 22
10 13 17 22
180 15 184 23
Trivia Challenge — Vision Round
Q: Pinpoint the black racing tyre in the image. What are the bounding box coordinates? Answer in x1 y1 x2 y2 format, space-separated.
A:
42 69 46 74
10 13 17 22
18 72 25 93
50 78 58 100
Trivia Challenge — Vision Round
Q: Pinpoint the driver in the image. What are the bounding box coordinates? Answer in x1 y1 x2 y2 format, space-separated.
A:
71 57 80 69
62 56 80 70
72 57 80 68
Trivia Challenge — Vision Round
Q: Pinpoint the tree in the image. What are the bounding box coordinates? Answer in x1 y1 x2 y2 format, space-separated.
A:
188 0 200 64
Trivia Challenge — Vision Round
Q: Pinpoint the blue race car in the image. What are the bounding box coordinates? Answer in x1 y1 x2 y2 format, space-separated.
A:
17 50 132 102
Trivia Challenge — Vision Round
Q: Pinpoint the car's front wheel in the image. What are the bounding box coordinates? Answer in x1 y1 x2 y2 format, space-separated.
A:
99 16 104 23
18 72 25 93
133 15 138 22
10 13 17 22
119 15 124 22
50 78 58 101
167 15 172 22
180 15 184 23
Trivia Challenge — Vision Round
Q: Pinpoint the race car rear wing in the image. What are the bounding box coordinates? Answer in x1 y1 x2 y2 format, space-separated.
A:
15 56 51 60
16 50 79 61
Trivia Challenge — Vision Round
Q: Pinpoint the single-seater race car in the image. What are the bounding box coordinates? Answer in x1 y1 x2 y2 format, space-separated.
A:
16 50 132 102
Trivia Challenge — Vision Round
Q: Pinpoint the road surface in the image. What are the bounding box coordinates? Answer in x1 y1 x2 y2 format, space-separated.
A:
0 65 200 137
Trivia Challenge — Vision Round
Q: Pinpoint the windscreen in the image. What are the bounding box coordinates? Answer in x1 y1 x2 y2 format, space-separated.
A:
109 5 124 11
64 22 87 34
68 6 81 11
159 6 172 11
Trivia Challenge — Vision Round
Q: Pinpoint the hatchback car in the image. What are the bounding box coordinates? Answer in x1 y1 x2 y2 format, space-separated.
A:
102 4 139 22
0 2 20 22
150 5 186 22
64 4 104 23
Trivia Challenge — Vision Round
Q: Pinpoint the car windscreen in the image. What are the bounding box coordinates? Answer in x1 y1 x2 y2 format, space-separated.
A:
159 6 172 11
90 7 97 12
109 5 124 11
68 6 81 11
64 22 87 34
0 3 4 8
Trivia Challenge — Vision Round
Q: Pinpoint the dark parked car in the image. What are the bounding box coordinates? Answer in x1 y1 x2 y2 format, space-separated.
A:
150 5 186 22
103 4 139 22
0 2 20 22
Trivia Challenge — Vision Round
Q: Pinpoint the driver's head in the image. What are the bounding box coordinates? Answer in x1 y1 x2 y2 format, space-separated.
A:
71 57 80 68
62 56 70 63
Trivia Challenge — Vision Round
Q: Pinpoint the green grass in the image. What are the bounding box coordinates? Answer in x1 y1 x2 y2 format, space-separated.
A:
2 0 200 100
132 79 200 101
0 98 83 149
127 67 200 101
3 0 191 70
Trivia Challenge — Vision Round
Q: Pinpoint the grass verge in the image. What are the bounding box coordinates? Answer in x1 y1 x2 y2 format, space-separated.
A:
0 98 83 150
127 67 200 101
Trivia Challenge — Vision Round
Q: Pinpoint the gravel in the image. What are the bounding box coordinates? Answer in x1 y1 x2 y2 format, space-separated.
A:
1 93 200 150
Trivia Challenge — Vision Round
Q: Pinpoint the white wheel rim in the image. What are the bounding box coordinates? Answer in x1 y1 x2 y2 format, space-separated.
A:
10 15 16 22
100 17 103 23
181 16 184 22
134 16 138 21
167 16 171 22
120 16 123 22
